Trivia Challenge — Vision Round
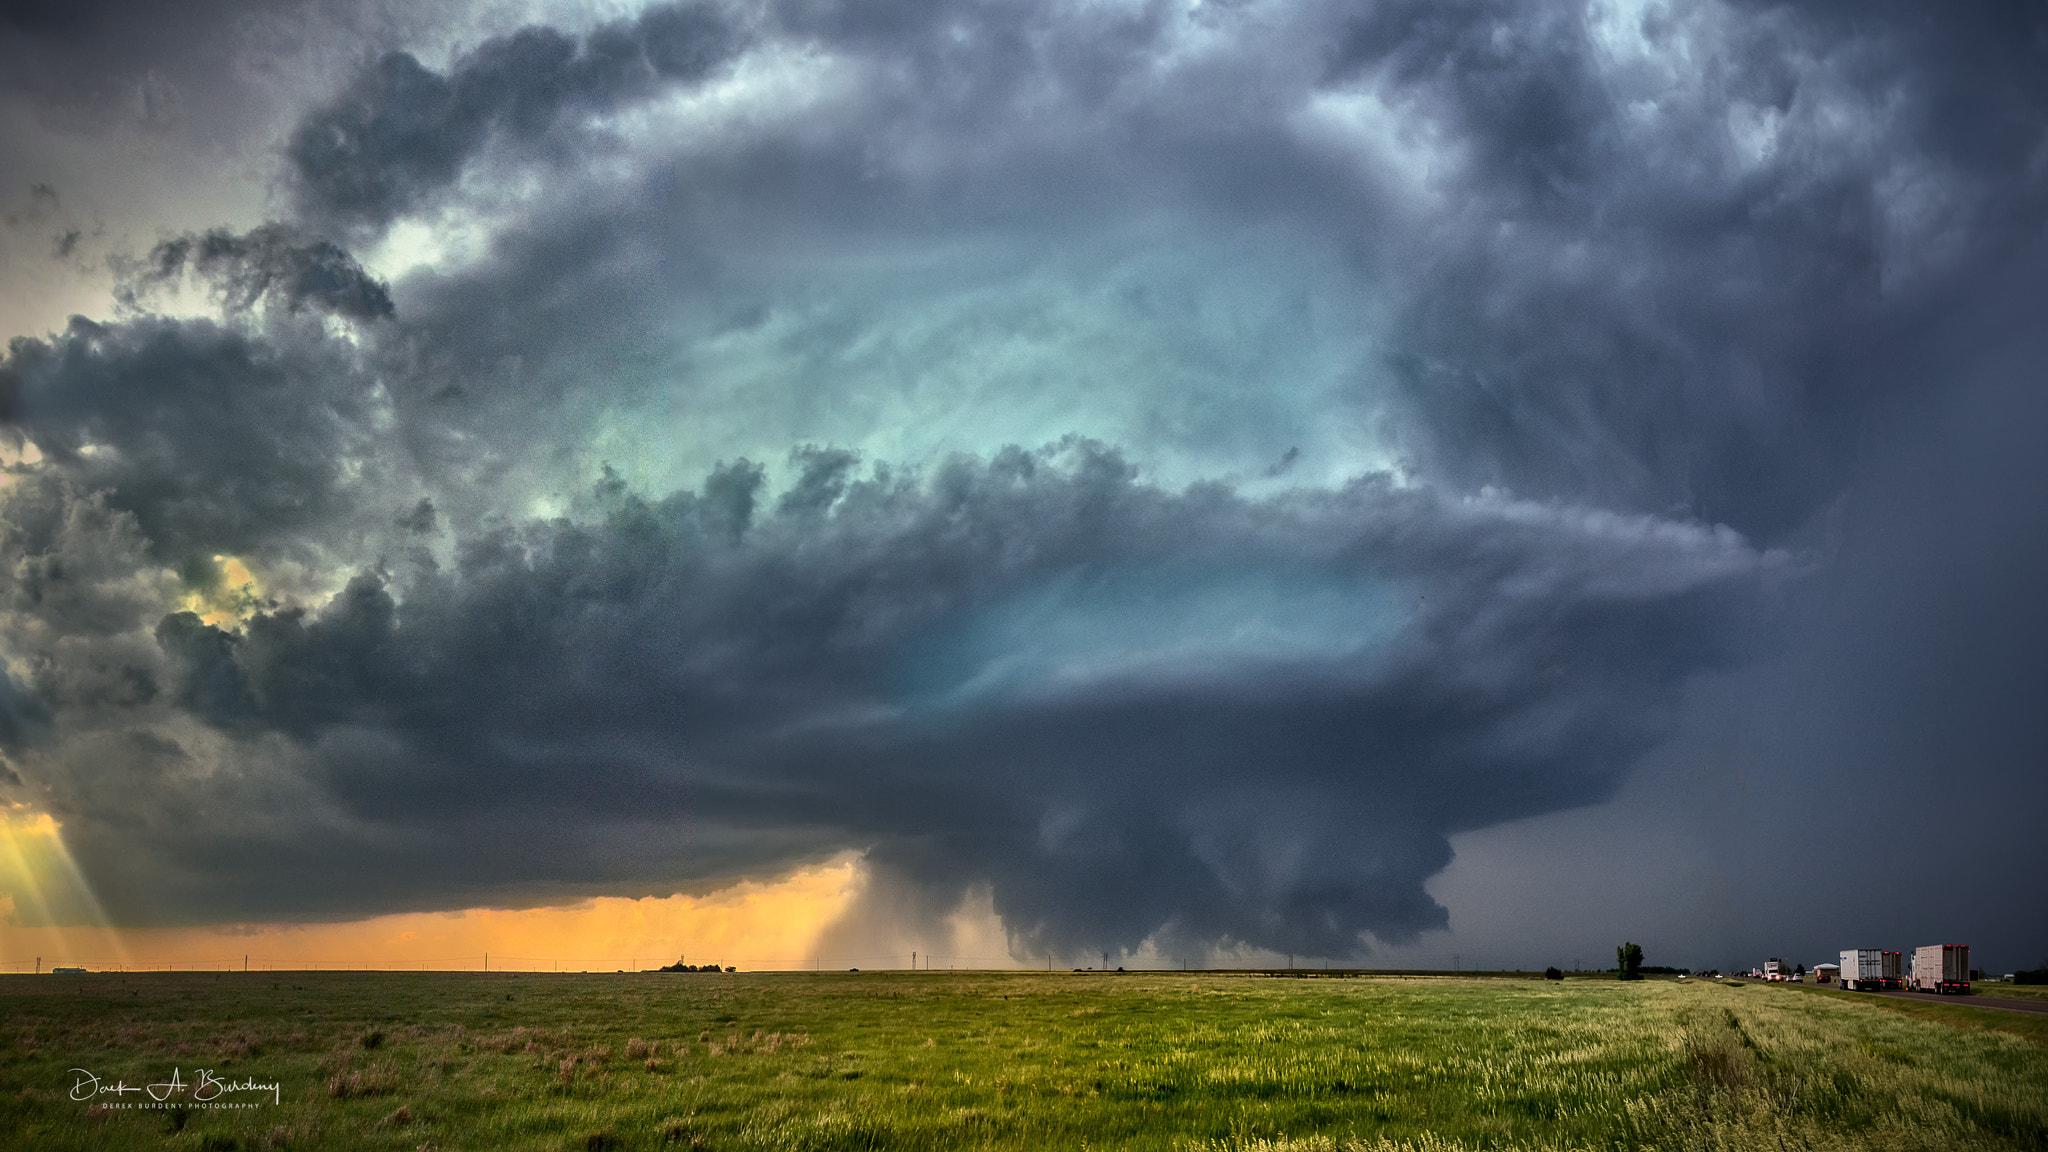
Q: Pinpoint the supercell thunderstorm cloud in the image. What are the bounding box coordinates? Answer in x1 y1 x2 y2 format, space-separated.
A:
0 0 2042 967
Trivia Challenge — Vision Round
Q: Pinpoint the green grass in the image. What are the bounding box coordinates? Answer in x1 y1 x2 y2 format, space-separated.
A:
1765 979 2048 1045
2 971 2043 1151
1972 983 2048 1003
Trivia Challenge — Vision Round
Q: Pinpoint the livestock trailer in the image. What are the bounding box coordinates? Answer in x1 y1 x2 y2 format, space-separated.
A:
1911 944 1970 994
1841 949 1886 991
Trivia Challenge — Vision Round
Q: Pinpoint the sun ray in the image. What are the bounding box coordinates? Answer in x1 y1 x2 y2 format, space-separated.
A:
0 804 131 970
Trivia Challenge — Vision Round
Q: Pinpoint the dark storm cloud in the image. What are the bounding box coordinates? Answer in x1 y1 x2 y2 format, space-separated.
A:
0 231 397 566
0 664 50 750
272 0 1393 511
327 0 2029 542
99 441 1772 941
1322 1 1865 537
288 1 742 230
0 0 2041 968
127 224 395 321
1330 0 2047 541
1306 0 2048 965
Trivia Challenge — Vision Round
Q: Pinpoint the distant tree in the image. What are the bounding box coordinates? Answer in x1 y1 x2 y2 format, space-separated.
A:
1544 967 1563 980
1616 942 1644 981
1795 962 1806 977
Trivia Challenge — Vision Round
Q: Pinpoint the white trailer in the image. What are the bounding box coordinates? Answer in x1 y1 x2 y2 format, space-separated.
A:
1841 949 1885 991
1911 944 1970 994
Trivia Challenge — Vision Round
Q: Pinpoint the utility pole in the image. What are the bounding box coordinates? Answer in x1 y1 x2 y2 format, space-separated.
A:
484 953 488 973
244 955 248 972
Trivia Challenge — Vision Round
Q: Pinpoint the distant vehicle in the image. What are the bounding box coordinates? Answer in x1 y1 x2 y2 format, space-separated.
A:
1910 944 1970 994
1763 958 1786 981
1814 963 1838 984
1883 950 1903 989
50 967 86 974
1840 949 1886 991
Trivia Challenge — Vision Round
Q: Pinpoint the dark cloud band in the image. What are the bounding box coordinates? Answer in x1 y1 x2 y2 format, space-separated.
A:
289 1 741 230
5 434 1775 948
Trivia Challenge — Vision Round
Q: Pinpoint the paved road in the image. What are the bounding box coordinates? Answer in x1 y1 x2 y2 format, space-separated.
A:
1867 989 2048 1015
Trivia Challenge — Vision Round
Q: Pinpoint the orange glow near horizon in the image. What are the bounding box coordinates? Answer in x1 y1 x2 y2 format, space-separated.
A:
2 854 864 975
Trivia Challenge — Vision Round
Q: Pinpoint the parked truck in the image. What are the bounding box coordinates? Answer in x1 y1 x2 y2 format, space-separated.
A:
1911 944 1970 994
1841 949 1886 991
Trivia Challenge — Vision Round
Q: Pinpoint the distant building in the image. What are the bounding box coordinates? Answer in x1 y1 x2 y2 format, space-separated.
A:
1813 963 1839 984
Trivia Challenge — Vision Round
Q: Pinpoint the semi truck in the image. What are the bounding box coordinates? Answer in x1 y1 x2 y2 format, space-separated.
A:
1911 944 1970 994
1840 949 1887 991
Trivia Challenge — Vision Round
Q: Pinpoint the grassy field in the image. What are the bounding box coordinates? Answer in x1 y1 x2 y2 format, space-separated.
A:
2 971 2044 1152
1973 983 2048 1003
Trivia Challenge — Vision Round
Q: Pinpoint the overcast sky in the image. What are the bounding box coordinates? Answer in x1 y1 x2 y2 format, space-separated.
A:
1 0 2042 974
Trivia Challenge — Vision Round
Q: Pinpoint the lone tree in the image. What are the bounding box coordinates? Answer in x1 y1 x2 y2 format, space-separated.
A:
1616 942 1645 981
